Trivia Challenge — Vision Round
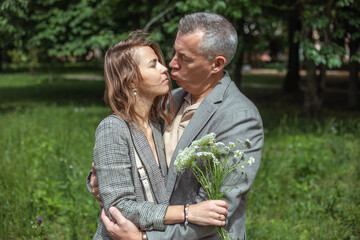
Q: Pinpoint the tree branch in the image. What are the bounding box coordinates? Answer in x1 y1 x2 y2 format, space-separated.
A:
261 0 304 11
143 5 175 32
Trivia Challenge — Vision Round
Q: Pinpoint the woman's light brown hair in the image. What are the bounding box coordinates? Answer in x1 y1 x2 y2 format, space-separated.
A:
104 30 173 125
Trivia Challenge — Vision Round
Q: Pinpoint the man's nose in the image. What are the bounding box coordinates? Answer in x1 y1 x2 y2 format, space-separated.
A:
169 56 179 69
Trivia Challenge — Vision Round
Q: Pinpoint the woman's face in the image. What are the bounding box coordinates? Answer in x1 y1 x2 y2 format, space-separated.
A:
135 46 170 99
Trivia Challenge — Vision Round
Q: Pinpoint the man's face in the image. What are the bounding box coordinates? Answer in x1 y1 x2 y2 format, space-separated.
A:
169 32 213 95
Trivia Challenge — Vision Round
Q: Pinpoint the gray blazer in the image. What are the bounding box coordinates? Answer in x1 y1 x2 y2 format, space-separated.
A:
93 115 169 239
147 71 264 240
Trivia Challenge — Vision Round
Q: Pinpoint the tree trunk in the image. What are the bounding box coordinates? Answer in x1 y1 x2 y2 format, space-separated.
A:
0 46 3 73
318 64 326 99
348 39 359 109
303 58 322 117
233 47 244 89
283 6 301 93
233 18 245 89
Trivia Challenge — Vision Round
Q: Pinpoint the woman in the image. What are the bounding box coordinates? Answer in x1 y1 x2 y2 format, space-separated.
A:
93 31 228 239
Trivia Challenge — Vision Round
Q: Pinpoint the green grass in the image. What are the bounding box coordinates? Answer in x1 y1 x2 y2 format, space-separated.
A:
0 69 359 239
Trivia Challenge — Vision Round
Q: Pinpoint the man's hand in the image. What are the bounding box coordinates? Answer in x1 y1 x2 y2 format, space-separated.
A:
90 162 103 207
101 207 142 240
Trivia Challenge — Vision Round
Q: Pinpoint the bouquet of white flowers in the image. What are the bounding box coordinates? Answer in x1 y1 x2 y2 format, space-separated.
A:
174 133 255 240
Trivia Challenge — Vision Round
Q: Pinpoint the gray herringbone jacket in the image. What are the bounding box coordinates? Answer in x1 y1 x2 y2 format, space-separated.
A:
93 115 169 239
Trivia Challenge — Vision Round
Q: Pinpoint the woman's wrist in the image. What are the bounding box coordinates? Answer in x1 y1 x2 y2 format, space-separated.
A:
164 205 188 224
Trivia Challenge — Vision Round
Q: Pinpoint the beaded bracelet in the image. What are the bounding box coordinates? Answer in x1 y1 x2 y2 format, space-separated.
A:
141 231 147 240
184 204 189 228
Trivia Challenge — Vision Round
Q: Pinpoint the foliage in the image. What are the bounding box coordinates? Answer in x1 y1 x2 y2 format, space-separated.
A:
0 0 29 48
297 0 359 69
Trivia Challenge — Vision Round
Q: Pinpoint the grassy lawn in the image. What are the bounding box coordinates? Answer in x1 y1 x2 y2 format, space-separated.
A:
0 68 359 239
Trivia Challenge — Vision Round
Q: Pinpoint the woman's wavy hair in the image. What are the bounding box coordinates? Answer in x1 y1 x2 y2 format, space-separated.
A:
104 30 173 125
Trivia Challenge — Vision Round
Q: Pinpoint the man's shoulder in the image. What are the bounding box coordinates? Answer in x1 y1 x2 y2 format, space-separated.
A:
214 75 259 114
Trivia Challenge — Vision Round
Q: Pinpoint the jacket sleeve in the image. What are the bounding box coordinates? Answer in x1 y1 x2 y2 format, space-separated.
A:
94 116 168 231
147 108 264 240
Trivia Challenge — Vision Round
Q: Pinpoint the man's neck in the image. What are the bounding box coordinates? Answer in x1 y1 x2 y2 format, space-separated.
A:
190 71 224 105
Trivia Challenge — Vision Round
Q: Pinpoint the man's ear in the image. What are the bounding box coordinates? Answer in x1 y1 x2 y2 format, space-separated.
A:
211 56 226 73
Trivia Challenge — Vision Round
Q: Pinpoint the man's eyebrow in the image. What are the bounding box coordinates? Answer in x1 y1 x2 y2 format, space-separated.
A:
178 52 190 59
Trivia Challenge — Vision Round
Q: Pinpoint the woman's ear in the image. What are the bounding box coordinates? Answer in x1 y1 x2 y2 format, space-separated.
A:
211 56 226 73
130 82 136 89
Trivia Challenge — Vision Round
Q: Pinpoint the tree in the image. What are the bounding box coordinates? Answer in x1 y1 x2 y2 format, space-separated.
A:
0 0 30 72
298 0 356 117
334 1 360 109
283 4 301 93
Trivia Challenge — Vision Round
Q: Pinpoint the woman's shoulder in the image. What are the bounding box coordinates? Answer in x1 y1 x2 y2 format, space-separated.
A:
100 114 127 125
96 115 129 134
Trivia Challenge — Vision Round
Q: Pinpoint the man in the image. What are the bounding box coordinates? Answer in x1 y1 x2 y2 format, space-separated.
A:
90 12 264 240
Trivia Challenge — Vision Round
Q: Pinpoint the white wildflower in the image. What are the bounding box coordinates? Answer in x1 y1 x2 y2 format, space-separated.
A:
174 146 196 173
215 142 226 148
234 150 244 158
229 142 235 148
196 152 217 162
247 157 255 165
210 142 229 156
191 133 216 147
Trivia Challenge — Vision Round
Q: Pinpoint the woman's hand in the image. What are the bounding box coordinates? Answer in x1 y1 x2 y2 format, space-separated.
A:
188 200 228 226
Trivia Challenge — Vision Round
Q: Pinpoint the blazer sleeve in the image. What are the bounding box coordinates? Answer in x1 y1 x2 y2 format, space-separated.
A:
147 108 264 239
94 116 168 231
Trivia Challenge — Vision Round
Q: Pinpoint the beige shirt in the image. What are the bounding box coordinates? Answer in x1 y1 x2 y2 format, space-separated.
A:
163 93 201 166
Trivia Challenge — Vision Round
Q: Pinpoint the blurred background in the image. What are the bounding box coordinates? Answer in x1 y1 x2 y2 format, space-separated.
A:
0 0 359 239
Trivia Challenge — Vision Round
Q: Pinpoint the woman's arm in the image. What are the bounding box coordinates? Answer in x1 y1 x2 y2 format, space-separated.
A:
94 116 167 231
165 200 228 226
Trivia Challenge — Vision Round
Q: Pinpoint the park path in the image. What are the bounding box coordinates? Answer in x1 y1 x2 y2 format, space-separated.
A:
62 69 355 93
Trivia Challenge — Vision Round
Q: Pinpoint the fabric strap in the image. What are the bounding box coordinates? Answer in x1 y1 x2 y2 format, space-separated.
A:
133 145 154 203
125 121 155 203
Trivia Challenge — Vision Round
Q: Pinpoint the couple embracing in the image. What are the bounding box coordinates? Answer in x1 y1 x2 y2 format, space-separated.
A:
87 12 264 240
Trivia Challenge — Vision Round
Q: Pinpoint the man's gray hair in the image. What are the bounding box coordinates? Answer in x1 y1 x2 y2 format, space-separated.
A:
178 12 238 65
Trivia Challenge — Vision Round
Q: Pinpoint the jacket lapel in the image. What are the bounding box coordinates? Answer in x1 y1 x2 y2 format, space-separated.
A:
128 123 169 204
151 122 168 177
162 89 188 133
166 72 232 197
